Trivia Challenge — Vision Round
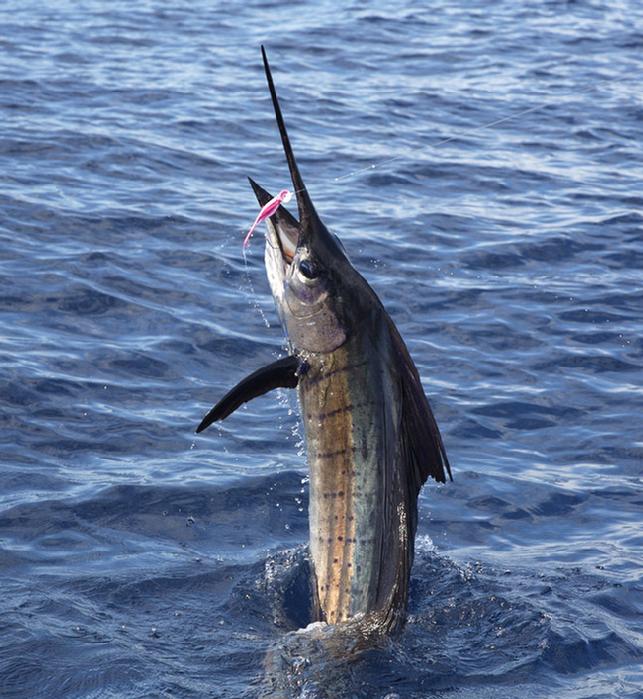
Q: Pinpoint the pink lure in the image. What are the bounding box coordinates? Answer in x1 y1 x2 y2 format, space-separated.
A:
243 188 292 248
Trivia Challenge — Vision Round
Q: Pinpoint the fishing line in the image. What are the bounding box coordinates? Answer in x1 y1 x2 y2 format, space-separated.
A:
331 102 551 184
285 72 632 195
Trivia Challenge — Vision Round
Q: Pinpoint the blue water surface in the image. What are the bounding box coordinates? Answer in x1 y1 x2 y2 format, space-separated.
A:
0 1 642 697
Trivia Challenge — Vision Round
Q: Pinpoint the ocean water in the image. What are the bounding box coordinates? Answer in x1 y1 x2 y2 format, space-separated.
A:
0 0 642 697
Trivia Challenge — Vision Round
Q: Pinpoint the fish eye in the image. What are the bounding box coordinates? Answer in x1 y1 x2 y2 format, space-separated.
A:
298 258 319 279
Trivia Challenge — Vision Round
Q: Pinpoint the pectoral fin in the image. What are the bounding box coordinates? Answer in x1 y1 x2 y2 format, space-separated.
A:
196 355 303 433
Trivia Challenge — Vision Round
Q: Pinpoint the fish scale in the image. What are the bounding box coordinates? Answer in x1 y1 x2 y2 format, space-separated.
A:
302 346 358 622
301 334 407 626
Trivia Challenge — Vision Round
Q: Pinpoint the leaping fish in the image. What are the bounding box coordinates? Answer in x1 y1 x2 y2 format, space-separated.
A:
197 46 452 635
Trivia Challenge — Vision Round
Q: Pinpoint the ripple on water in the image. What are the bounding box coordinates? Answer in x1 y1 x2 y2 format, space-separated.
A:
0 0 642 697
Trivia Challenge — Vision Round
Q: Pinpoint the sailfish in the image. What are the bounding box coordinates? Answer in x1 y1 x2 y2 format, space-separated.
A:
197 46 452 635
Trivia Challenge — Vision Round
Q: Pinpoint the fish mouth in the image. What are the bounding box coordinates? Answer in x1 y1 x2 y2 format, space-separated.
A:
274 222 297 263
248 177 299 265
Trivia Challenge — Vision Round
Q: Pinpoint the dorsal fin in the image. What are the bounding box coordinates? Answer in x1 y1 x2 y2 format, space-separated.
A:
388 318 452 489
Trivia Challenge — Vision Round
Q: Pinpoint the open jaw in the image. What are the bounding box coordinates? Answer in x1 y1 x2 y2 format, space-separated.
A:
263 209 300 320
261 198 300 269
263 208 300 309
273 215 298 263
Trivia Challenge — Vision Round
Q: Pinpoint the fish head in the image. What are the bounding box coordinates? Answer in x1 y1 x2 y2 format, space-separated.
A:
249 47 373 356
250 175 359 355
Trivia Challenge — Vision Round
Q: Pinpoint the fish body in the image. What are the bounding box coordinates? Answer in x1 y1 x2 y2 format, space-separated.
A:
301 331 407 629
197 47 451 635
